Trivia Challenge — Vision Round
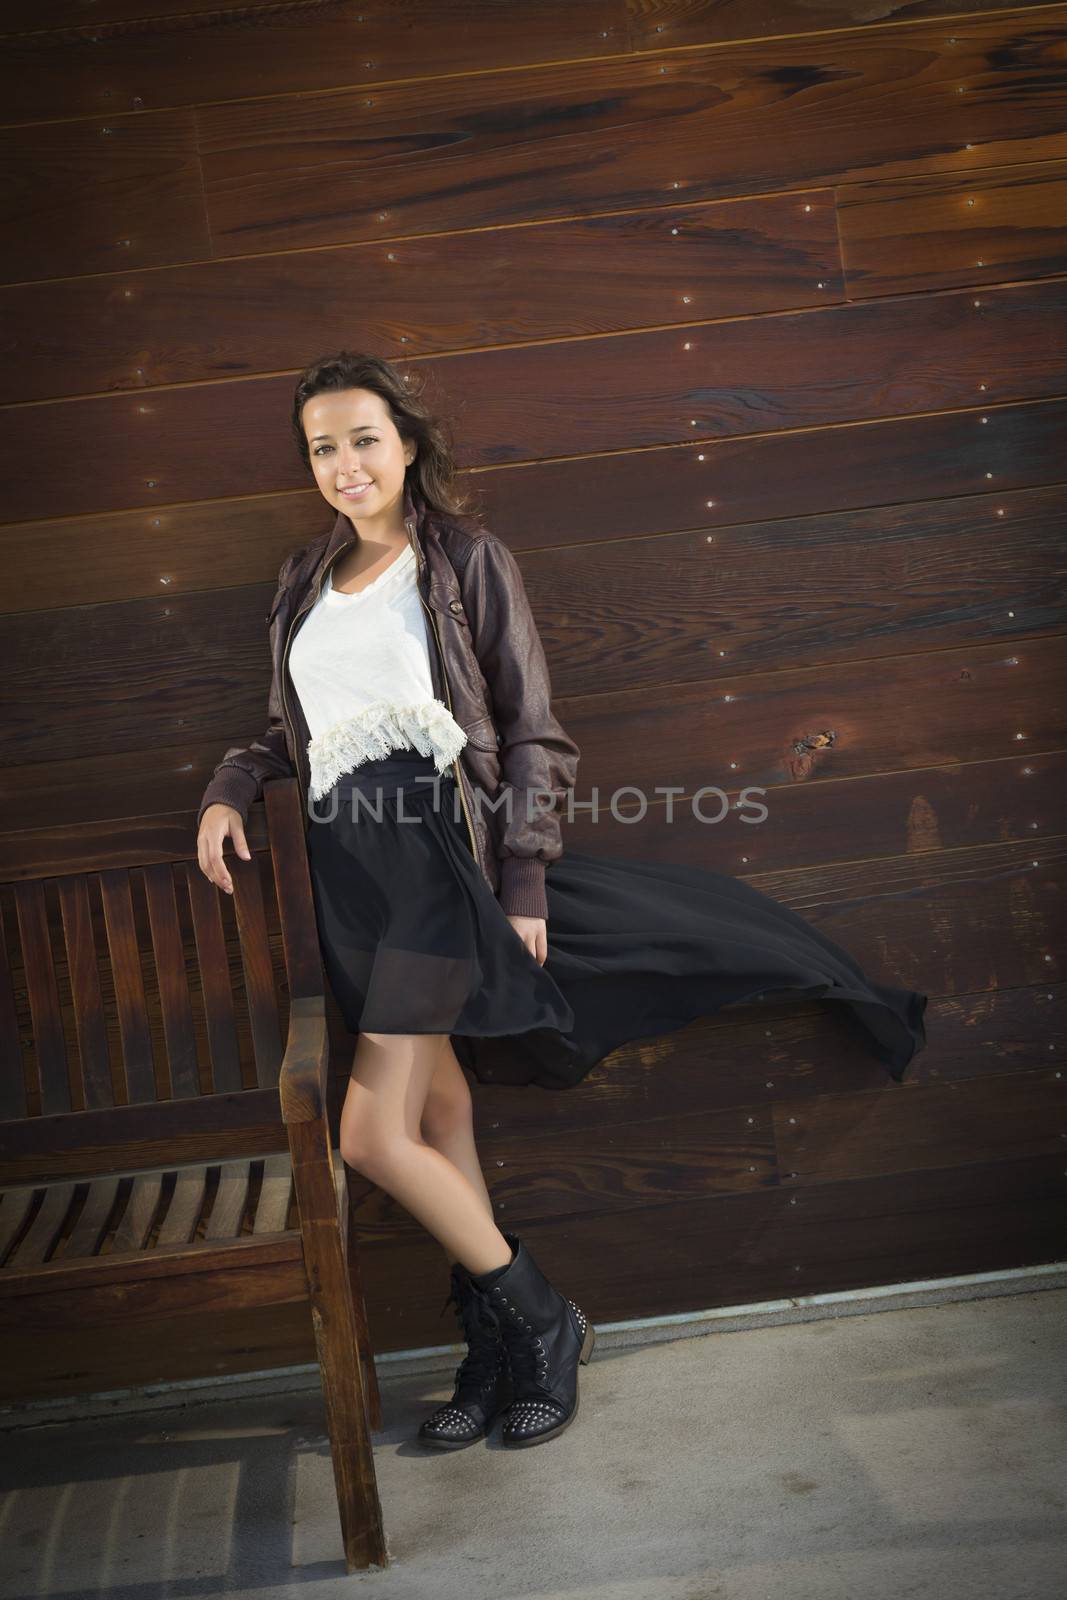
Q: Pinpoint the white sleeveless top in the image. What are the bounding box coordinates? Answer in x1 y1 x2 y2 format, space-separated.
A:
287 542 468 801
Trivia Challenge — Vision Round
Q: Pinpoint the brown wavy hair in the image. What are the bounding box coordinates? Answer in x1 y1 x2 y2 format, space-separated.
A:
290 350 483 523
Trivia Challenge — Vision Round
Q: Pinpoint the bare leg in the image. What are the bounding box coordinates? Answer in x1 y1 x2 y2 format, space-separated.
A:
339 1030 511 1277
419 1037 496 1268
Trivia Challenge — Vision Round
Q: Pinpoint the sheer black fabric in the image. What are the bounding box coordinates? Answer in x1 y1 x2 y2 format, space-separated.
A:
306 746 927 1091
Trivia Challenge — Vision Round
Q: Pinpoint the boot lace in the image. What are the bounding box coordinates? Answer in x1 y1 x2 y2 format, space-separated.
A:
439 1280 504 1391
501 1333 551 1393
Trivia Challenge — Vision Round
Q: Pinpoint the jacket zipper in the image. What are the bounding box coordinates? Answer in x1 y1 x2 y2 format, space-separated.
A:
414 586 481 867
404 520 482 870
278 517 483 876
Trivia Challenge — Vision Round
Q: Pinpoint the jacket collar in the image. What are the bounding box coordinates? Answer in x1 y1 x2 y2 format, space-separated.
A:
321 478 425 576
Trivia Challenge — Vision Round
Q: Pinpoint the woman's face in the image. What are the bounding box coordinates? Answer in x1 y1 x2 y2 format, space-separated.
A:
302 387 414 526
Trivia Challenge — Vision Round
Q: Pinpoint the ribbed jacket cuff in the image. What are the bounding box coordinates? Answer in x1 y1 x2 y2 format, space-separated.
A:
498 855 549 921
196 764 258 830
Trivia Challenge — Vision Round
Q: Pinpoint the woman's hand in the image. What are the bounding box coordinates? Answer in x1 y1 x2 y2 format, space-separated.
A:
506 914 548 966
197 802 251 895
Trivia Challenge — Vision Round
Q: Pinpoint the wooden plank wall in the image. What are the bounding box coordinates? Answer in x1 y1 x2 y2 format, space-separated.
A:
1 1 1065 1364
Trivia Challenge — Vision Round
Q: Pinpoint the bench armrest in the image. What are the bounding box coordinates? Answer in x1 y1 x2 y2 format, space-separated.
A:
278 994 330 1125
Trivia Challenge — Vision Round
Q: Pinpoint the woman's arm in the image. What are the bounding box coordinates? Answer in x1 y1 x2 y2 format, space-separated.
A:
461 533 580 921
195 555 300 830
195 691 294 830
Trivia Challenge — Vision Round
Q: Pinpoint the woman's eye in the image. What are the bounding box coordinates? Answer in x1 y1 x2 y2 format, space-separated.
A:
314 436 377 456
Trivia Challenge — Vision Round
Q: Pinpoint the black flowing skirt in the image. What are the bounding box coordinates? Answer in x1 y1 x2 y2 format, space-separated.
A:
306 747 928 1091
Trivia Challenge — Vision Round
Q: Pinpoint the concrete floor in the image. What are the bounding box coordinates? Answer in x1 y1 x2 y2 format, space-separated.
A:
2 1274 1065 1600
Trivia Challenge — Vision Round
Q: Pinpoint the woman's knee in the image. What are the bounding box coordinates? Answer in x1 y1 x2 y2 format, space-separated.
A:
340 1129 394 1178
339 1112 417 1178
340 1031 446 1173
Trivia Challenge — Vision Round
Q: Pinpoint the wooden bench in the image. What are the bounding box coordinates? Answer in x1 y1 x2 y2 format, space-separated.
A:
0 777 389 1574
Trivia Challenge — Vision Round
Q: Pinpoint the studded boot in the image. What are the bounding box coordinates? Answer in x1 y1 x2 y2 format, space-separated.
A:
417 1261 513 1449
470 1229 596 1448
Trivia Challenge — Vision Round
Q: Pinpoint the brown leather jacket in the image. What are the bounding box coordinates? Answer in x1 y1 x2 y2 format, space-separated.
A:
197 481 580 921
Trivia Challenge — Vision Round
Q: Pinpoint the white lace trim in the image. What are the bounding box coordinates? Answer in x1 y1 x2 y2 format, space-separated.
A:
306 699 468 800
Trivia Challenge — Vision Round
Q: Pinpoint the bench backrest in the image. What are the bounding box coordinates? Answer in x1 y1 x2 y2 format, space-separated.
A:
0 779 322 1189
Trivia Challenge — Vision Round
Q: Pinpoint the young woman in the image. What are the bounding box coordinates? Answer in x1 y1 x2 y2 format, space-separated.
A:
197 351 927 1453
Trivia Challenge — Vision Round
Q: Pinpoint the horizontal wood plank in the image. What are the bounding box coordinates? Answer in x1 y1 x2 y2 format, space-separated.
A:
195 15 1067 255
352 1149 1067 1344
0 0 626 124
355 1066 1067 1226
0 190 843 405
2 560 1062 819
838 157 1067 298
3 396 1062 615
2 277 1063 524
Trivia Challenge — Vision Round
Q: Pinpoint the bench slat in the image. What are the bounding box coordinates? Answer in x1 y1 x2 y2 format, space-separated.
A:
98 869 155 1103
110 1172 163 1255
64 1176 120 1259
205 1160 251 1240
12 1181 78 1266
0 900 28 1120
255 1151 293 1234
13 881 70 1115
184 863 245 1095
57 875 113 1110
156 1166 209 1248
0 1184 37 1260
143 864 200 1099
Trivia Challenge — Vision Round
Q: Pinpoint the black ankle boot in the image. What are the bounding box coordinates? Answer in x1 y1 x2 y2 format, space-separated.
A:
469 1229 596 1448
417 1262 513 1449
